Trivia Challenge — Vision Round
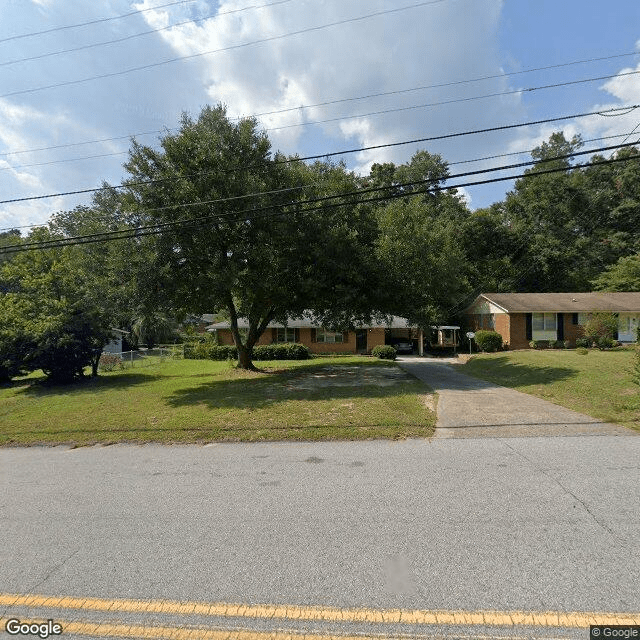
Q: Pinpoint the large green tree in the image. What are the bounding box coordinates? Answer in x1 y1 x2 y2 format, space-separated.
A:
592 253 640 291
120 104 382 369
0 234 115 382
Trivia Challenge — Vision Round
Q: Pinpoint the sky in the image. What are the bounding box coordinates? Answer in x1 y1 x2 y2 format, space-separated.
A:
1 0 639 232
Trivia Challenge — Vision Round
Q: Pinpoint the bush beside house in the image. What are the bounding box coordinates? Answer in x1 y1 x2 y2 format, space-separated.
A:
474 330 503 352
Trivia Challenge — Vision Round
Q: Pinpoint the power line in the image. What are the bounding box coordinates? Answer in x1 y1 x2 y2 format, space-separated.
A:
263 70 640 132
0 0 450 100
3 134 639 233
0 0 198 44
0 0 297 68
3 71 639 175
3 138 637 233
2 49 638 159
1 103 636 207
3 151 639 254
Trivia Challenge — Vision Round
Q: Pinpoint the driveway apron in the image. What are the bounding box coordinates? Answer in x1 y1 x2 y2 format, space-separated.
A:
397 356 636 438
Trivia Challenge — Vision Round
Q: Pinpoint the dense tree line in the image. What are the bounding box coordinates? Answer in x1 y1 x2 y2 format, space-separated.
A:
1 105 639 379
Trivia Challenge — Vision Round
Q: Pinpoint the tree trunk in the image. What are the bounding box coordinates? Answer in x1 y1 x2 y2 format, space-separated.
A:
236 343 257 370
91 350 101 377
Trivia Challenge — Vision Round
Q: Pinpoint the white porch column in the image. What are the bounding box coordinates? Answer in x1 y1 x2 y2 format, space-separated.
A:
418 328 424 356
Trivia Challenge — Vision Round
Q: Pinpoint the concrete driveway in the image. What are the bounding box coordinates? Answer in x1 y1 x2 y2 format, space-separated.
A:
397 356 636 439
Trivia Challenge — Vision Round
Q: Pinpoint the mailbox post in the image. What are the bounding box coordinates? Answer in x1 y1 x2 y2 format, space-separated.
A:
466 331 475 355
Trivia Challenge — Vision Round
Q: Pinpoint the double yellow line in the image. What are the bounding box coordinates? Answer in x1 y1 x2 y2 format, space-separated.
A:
2 593 639 639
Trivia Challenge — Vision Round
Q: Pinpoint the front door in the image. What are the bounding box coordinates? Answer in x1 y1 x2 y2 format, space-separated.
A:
355 330 367 353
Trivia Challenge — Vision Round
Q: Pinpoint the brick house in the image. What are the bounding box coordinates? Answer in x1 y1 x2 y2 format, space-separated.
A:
463 292 640 349
206 315 420 355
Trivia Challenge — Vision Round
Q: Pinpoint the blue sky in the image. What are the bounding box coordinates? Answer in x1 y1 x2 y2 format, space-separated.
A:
1 0 639 231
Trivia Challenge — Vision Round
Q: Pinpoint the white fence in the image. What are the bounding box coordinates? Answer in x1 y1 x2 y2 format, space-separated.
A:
100 344 185 369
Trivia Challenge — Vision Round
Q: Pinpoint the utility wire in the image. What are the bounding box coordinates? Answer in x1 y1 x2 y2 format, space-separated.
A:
3 71 639 174
2 152 639 254
3 134 639 233
3 138 637 233
0 0 297 68
2 49 638 159
0 0 198 44
1 103 636 207
0 0 450 99
264 70 640 131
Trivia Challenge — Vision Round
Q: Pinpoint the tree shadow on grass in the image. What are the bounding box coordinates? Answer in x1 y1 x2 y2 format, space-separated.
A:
165 362 421 411
8 371 165 398
463 356 579 389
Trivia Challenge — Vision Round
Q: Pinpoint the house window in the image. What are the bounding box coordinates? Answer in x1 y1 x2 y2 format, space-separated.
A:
532 312 557 340
619 315 631 334
480 313 494 329
577 313 589 326
316 329 344 343
276 328 296 343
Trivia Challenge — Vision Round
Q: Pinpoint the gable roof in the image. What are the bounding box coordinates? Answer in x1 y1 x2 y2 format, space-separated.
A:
466 292 640 313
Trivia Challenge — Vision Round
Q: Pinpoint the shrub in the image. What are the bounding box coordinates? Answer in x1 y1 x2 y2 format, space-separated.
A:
529 340 539 349
596 336 617 350
98 353 123 372
252 343 310 360
576 347 589 355
548 339 560 349
474 330 502 352
583 312 618 344
633 347 640 386
575 337 590 348
372 345 397 360
184 342 311 361
562 340 571 349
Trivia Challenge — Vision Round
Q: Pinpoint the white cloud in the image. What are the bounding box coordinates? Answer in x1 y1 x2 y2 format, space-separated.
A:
137 0 518 169
506 60 640 162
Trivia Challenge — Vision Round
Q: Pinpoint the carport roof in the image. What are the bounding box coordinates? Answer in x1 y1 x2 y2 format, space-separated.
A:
468 292 640 313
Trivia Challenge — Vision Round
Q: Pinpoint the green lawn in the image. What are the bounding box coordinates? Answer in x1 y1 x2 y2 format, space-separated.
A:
461 348 640 430
0 357 435 446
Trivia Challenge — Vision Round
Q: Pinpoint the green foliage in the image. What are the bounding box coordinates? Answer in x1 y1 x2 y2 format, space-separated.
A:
576 347 589 355
184 342 310 361
132 311 178 348
575 337 591 348
474 330 502 352
121 104 382 369
0 235 114 383
632 348 640 386
252 343 310 360
583 312 618 343
596 336 617 350
185 343 236 360
592 253 640 291
529 340 540 349
374 190 469 327
372 345 397 360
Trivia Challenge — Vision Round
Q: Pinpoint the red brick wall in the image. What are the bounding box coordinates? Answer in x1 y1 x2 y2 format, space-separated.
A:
494 314 510 346
509 313 530 349
563 315 584 346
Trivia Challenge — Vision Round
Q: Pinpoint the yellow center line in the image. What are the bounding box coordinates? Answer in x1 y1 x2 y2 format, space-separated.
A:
1 593 639 629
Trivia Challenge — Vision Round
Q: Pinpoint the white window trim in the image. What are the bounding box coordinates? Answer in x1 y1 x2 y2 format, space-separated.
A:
532 312 557 341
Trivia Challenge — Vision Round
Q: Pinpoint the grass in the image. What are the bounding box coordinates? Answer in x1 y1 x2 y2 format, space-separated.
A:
0 356 435 446
461 348 640 430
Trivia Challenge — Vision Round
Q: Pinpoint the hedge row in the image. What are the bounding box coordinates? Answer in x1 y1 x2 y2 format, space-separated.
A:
184 342 311 361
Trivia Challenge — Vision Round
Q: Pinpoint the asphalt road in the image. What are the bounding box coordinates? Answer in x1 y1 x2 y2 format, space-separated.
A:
2 435 639 639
